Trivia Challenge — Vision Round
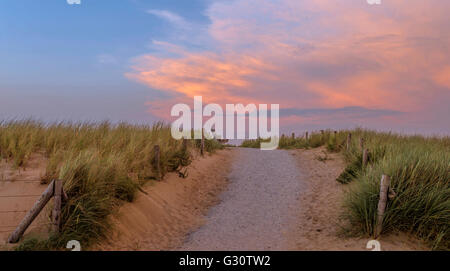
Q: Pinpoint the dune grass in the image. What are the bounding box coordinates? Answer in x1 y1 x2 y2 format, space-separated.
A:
0 120 223 250
240 130 335 149
241 129 449 249
337 130 449 250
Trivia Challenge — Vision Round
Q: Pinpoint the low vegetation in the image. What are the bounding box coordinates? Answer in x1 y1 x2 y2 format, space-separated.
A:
0 120 223 250
339 130 449 250
241 129 449 250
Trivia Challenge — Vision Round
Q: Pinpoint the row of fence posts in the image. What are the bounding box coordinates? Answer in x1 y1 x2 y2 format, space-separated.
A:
295 130 393 237
347 132 394 237
7 130 390 242
8 131 207 243
290 130 334 142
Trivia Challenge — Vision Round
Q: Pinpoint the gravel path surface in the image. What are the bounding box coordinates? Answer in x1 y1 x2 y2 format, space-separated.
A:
179 148 305 250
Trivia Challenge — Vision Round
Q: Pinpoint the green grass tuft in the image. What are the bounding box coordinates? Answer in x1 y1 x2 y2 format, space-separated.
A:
241 128 449 250
0 120 223 250
338 130 449 250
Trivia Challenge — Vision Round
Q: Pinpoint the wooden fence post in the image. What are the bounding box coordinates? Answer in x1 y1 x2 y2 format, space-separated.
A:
346 133 352 151
182 138 188 151
201 129 205 156
52 179 62 233
375 175 391 238
362 149 368 167
8 180 56 243
154 145 161 180
305 132 309 141
291 132 295 139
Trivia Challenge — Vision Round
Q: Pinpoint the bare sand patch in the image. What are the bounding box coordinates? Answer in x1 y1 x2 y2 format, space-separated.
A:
96 149 234 251
289 147 429 251
0 153 50 249
179 148 305 251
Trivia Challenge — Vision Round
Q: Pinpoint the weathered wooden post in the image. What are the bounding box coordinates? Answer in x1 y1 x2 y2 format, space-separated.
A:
346 133 352 151
8 180 56 243
154 145 161 180
359 137 365 151
362 149 368 167
305 131 309 141
291 132 295 139
52 179 63 233
201 129 205 156
182 138 188 151
375 175 391 237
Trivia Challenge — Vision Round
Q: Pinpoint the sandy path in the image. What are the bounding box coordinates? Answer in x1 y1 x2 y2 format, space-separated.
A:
1 146 427 251
179 148 305 250
290 147 429 251
179 147 428 251
98 149 234 251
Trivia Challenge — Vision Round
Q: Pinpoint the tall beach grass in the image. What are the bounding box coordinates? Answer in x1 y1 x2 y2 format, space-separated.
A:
337 130 449 250
241 129 449 249
0 120 223 250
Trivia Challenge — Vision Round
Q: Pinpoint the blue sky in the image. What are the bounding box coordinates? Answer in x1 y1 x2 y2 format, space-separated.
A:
0 0 209 122
0 0 449 134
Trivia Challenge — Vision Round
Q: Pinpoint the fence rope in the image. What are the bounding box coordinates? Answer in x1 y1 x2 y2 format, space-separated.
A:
0 223 50 228
0 210 29 213
0 179 63 242
0 223 51 233
0 194 42 198
0 180 43 183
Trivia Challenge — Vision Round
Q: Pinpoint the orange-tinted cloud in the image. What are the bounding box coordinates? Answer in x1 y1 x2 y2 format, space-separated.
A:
434 66 450 89
127 0 450 132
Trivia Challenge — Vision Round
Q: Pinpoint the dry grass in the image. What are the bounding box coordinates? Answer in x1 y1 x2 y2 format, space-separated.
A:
0 120 223 250
337 129 449 250
242 129 449 250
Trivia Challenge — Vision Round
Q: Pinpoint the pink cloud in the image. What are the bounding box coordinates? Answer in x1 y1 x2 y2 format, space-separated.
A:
127 0 450 133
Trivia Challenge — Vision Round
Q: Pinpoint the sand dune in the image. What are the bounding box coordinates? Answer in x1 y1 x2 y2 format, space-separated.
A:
97 149 234 250
0 153 50 249
290 147 429 251
0 147 429 251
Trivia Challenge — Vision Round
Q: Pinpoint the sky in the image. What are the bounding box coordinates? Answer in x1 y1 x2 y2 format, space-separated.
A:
0 0 449 135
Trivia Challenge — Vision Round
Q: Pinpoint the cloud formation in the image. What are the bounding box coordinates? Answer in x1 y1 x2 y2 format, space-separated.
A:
128 0 450 133
146 9 190 29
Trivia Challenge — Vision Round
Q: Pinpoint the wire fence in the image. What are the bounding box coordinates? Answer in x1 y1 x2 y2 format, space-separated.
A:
0 178 63 244
0 194 42 198
0 210 28 213
0 192 48 236
0 223 51 233
0 180 43 183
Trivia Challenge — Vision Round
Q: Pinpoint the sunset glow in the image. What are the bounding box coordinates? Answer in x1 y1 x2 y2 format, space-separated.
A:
1 0 449 134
